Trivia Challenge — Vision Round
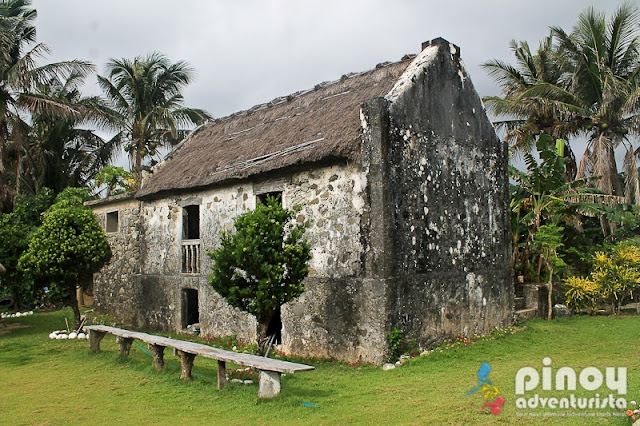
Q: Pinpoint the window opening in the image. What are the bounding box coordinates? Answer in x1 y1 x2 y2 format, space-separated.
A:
106 211 119 233
257 191 283 206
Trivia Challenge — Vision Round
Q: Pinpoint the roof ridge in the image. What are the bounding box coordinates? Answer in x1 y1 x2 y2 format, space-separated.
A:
206 54 417 127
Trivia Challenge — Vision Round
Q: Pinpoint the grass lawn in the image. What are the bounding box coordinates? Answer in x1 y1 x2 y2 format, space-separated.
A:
1 309 639 425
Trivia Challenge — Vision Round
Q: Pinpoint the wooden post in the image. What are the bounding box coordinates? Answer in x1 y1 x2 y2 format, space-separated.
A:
177 350 196 380
148 344 165 371
217 360 227 390
116 337 134 356
89 330 106 352
258 370 281 398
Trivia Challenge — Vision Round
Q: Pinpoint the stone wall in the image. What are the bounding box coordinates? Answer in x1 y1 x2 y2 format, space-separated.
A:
91 162 371 353
380 38 513 347
89 194 143 325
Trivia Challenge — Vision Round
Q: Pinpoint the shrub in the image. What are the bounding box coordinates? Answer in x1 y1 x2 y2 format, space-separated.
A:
0 189 55 308
564 242 640 315
563 276 599 314
591 245 640 314
207 196 311 355
387 328 418 362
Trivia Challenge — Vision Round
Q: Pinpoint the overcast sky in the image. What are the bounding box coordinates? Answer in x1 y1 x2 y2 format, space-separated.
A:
31 0 628 167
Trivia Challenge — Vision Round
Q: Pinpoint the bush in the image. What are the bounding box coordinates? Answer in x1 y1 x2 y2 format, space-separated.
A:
387 328 418 362
207 196 311 354
563 276 599 314
0 189 55 308
591 245 640 314
564 241 640 314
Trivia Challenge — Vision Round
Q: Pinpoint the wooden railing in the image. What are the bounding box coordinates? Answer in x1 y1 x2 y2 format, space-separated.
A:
182 240 200 273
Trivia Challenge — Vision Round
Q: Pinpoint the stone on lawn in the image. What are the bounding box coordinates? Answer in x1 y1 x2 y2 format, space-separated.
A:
382 363 396 371
553 304 572 318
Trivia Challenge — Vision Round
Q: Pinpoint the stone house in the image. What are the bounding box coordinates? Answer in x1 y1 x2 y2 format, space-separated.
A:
88 38 513 363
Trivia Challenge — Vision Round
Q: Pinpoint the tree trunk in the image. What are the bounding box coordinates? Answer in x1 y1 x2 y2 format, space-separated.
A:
69 284 81 328
547 263 553 321
256 321 270 356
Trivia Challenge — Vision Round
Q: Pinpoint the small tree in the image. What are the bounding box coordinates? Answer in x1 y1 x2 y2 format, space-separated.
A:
19 188 111 326
207 197 311 355
532 224 565 320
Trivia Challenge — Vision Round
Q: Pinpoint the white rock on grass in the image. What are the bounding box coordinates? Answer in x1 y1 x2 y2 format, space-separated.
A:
231 379 243 384
60 334 68 340
69 332 77 339
382 363 396 371
77 333 86 339
243 380 253 385
49 333 57 339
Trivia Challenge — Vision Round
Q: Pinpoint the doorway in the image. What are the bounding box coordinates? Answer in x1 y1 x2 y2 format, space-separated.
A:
181 288 199 329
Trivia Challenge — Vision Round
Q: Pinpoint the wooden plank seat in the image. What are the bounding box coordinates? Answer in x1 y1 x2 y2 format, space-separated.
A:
84 325 314 398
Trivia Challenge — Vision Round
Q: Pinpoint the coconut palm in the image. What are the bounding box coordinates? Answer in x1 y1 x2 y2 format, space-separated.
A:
0 0 95 211
27 72 112 195
98 52 211 184
482 36 579 178
549 4 640 203
485 4 640 235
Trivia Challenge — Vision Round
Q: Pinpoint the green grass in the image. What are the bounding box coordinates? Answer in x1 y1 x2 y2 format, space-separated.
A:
1 309 639 425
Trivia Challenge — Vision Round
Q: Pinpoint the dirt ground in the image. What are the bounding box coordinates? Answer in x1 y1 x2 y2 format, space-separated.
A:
0 322 31 336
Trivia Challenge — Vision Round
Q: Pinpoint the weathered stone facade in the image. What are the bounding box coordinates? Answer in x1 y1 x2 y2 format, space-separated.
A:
90 38 513 363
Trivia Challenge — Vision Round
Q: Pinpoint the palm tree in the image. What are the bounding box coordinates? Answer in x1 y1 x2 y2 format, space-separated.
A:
482 37 579 178
98 52 211 185
550 5 640 203
27 72 112 195
0 0 95 211
485 4 640 235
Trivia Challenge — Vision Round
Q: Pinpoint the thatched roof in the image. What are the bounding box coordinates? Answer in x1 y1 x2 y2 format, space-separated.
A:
136 55 415 199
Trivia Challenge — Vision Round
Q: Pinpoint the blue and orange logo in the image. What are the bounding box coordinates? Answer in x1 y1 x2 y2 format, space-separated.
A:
466 362 505 415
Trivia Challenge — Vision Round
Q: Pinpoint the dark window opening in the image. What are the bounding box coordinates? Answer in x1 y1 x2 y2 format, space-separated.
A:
181 288 199 329
266 307 282 346
257 191 282 206
106 211 119 233
182 205 200 240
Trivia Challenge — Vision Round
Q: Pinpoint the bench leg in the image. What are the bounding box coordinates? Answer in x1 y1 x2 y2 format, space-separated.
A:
148 344 165 371
258 370 281 398
116 337 134 356
176 350 196 380
217 361 227 390
89 330 106 352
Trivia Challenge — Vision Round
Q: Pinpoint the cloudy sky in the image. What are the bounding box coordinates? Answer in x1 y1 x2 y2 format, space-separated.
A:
31 0 627 166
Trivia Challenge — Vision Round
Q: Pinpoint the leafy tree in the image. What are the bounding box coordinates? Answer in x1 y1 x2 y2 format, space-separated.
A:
207 197 311 355
94 166 136 197
19 187 111 326
98 52 211 184
0 188 54 307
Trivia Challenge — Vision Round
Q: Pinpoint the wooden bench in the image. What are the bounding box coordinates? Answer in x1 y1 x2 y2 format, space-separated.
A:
84 325 313 398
